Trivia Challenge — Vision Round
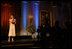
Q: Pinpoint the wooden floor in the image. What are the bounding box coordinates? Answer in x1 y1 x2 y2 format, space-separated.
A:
1 39 40 48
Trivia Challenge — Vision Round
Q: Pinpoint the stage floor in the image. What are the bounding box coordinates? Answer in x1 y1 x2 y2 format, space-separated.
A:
1 39 40 48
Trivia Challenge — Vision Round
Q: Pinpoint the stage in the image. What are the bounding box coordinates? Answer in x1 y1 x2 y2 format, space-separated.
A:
1 39 40 48
1 36 40 48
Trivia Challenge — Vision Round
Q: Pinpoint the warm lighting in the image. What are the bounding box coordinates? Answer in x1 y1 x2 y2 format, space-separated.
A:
29 16 33 19
21 1 40 36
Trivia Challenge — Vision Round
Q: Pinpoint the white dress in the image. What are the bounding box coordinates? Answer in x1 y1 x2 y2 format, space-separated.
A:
8 19 16 37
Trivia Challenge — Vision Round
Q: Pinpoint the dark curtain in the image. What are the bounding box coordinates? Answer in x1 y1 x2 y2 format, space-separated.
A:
1 3 14 36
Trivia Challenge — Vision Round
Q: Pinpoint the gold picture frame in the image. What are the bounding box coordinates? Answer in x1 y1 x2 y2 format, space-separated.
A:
39 10 48 26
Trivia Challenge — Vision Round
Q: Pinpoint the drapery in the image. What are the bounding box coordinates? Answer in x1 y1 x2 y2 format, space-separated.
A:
1 3 13 36
1 3 21 36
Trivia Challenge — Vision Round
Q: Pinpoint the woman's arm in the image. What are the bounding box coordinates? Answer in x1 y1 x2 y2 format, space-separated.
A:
14 19 16 24
11 19 16 24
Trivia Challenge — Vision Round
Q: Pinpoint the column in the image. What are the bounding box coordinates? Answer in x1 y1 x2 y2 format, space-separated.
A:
32 1 40 31
21 1 28 35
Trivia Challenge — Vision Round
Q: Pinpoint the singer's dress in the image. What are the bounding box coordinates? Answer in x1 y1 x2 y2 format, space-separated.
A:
8 19 16 37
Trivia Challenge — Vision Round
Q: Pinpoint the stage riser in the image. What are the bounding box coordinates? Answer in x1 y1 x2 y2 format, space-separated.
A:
1 36 32 40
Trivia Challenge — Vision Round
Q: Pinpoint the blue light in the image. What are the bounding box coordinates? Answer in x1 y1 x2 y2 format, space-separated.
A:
32 1 40 6
22 1 28 30
32 1 40 31
35 6 39 30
